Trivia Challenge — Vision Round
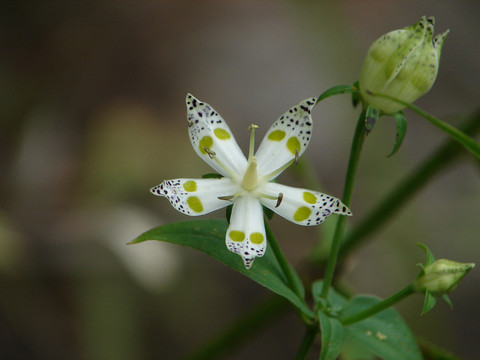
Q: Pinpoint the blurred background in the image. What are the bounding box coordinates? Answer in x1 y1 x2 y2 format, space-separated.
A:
0 1 479 359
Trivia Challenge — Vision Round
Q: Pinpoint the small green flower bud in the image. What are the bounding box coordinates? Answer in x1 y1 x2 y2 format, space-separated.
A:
359 16 449 114
413 259 475 296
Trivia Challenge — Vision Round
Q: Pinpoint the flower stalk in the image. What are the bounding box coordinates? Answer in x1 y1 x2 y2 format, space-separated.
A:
321 109 366 299
340 285 415 326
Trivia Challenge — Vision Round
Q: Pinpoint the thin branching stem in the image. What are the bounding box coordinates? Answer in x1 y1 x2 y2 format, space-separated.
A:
340 109 480 257
294 324 319 360
321 109 366 299
339 284 414 326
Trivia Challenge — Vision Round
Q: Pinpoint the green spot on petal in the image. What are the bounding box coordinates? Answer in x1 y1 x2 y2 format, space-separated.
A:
187 196 203 213
303 191 317 204
183 181 197 192
250 232 264 244
287 137 301 155
214 128 231 140
268 130 286 141
229 231 245 242
199 136 213 154
293 206 311 222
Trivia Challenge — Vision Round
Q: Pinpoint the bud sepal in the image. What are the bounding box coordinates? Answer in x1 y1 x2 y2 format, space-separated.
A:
413 244 475 314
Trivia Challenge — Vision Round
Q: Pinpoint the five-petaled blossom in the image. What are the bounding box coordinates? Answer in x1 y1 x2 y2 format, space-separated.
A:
151 94 352 268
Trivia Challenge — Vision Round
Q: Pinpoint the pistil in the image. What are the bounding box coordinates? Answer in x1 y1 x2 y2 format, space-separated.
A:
242 157 258 191
242 124 260 191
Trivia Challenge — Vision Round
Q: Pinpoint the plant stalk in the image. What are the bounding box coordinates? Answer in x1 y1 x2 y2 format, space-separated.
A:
340 109 480 257
294 324 319 360
321 109 366 299
340 284 414 326
264 222 305 305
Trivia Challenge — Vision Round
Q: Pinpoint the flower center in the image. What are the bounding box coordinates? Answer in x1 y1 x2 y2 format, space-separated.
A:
242 156 258 191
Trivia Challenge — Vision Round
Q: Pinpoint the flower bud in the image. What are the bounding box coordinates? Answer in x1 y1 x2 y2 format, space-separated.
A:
413 259 475 296
359 16 449 114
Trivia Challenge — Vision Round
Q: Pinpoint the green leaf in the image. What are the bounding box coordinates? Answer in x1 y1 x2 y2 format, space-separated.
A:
262 205 275 220
318 312 345 360
202 173 223 179
351 81 361 108
421 290 437 315
317 85 357 104
312 281 346 360
312 281 345 314
441 294 453 308
130 220 313 318
225 204 233 224
341 296 423 360
312 283 421 360
365 105 379 135
388 111 407 157
417 243 436 266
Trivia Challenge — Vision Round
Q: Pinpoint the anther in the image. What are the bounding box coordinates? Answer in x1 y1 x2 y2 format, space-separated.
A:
275 193 283 208
218 195 234 201
204 147 216 159
294 149 300 165
248 124 259 160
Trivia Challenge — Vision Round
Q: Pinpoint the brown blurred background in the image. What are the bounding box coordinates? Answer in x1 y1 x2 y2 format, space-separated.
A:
0 1 479 359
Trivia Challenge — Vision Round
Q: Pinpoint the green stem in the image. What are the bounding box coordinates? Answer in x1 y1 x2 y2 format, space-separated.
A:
340 109 480 257
294 324 319 360
264 221 304 304
265 221 312 325
370 92 480 159
321 109 366 298
183 295 288 360
340 284 414 326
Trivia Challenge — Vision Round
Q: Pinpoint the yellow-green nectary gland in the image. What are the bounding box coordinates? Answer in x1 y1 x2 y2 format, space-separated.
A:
242 158 258 191
229 231 245 242
250 232 264 244
303 192 317 204
187 196 203 213
199 136 213 154
214 128 231 140
183 181 197 192
268 130 286 141
287 137 301 155
294 206 311 222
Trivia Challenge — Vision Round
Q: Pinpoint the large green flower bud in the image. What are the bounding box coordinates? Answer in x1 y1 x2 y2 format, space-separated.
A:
359 16 449 114
413 259 475 296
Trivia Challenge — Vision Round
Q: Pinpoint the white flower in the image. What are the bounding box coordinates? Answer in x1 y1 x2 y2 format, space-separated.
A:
151 94 352 269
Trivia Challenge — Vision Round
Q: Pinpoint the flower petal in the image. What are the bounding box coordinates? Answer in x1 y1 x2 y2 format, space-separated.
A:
260 183 352 226
255 97 317 180
151 178 239 216
186 94 247 180
226 195 266 269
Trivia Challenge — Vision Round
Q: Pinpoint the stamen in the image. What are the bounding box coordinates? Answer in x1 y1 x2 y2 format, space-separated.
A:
294 149 299 165
275 193 283 208
203 147 236 179
187 120 194 127
248 124 259 160
204 147 216 159
218 195 235 201
259 193 279 201
264 158 296 180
